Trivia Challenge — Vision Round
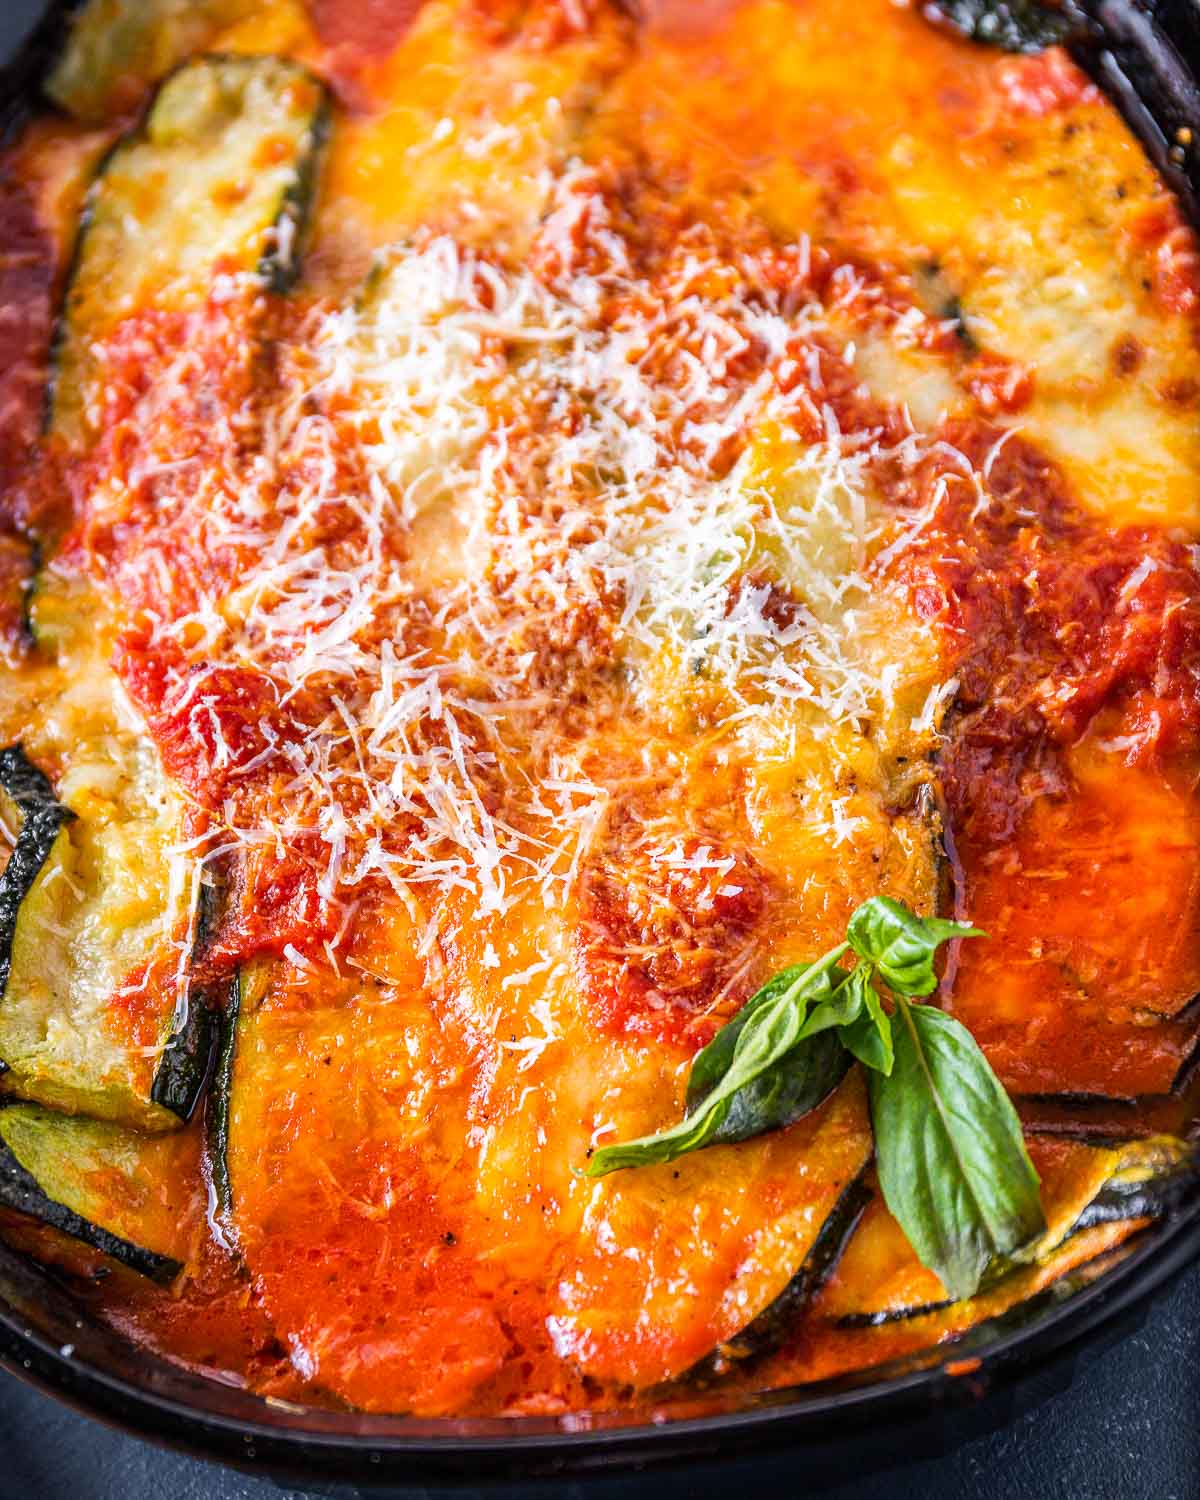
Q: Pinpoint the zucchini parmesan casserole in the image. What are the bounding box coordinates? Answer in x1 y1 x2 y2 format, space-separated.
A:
0 0 1198 1419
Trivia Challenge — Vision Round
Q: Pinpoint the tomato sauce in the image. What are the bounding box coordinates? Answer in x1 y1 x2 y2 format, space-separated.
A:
995 47 1099 118
306 0 426 54
577 830 769 1048
0 170 53 655
891 421 1200 1095
0 172 53 497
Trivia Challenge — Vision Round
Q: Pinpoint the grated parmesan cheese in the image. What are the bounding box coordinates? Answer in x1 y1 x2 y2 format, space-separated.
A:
87 169 958 947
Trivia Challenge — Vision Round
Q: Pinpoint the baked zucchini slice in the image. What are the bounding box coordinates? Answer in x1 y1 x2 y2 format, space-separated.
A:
1067 1136 1200 1232
45 0 258 124
50 52 328 443
0 1102 187 1282
0 734 212 1131
687 1169 872 1378
9 562 221 1129
820 1133 1197 1328
548 1070 875 1388
210 949 874 1407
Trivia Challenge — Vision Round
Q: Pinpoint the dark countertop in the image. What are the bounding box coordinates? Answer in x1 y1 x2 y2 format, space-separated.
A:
0 1257 1197 1499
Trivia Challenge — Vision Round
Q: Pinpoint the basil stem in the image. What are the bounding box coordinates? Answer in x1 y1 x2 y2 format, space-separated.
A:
837 966 894 1075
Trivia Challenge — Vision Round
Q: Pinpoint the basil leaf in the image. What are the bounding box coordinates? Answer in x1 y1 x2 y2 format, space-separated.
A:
847 896 982 997
588 945 848 1176
685 959 865 1110
837 968 894 1076
687 964 866 1146
869 1000 1044 1301
685 964 823 1112
794 966 867 1039
708 1028 851 1146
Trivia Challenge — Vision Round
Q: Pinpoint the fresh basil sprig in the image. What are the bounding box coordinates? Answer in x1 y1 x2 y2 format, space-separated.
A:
585 895 1044 1302
683 963 853 1147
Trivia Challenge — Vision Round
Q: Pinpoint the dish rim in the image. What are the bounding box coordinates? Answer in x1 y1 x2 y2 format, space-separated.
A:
0 1200 1196 1480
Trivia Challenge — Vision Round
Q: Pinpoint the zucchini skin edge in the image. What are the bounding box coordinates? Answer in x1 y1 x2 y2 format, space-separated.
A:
149 877 222 1124
685 1169 874 1382
203 971 241 1247
0 746 74 1011
262 72 330 296
149 987 218 1123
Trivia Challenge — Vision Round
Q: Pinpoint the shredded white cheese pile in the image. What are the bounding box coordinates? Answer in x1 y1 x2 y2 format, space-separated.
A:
111 168 952 934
